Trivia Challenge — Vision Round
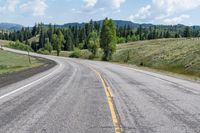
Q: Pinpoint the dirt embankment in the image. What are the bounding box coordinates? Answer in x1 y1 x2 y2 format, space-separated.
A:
0 57 56 88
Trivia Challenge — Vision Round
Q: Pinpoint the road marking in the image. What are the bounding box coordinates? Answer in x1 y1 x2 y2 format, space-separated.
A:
91 68 122 133
0 64 62 100
71 59 122 133
74 63 122 133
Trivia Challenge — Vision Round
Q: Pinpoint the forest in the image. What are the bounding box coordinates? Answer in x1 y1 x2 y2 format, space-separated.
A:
0 18 200 59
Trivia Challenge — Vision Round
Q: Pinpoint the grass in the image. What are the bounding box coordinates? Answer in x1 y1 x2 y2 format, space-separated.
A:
51 38 200 79
51 49 95 59
3 38 198 79
0 40 13 46
0 50 42 75
28 35 39 43
112 38 200 78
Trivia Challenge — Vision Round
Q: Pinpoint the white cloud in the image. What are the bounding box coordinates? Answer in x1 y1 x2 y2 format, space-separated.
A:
71 8 83 14
83 0 98 8
0 0 19 13
129 5 151 21
153 0 200 16
153 0 200 23
163 14 190 25
111 0 125 9
82 0 125 14
20 0 47 17
129 0 200 24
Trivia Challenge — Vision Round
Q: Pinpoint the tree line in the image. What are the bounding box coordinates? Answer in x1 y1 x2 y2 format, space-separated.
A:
0 18 200 60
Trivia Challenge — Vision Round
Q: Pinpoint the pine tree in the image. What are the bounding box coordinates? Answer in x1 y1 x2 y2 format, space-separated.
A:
64 30 74 51
183 26 191 37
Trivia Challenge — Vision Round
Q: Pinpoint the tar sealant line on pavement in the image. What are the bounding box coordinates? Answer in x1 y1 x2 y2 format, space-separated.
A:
71 60 123 133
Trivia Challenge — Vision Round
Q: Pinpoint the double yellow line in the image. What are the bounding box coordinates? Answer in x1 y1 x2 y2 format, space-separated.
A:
89 67 123 133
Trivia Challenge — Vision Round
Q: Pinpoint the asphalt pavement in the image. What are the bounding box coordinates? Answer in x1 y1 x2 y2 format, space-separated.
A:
1 47 200 133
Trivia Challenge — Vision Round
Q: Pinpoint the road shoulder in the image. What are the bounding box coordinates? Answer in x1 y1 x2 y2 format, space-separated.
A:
0 57 56 88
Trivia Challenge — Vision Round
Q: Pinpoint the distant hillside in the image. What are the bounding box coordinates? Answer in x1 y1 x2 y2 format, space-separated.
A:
1 20 200 31
53 20 200 30
0 23 23 31
56 20 153 28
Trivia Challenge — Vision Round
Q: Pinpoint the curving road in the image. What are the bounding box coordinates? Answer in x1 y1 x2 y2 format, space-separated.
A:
1 48 200 133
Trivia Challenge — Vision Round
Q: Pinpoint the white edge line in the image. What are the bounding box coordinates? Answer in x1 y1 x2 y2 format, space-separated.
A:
0 63 62 100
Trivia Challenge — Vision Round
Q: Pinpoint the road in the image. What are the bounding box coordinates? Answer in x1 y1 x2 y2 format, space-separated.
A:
1 48 200 133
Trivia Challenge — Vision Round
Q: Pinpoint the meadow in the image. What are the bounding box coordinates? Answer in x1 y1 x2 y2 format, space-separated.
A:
0 50 42 75
112 38 200 77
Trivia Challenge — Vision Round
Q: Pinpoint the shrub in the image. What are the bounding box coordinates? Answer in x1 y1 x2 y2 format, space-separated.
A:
117 37 126 44
37 48 50 55
9 40 33 52
70 48 81 58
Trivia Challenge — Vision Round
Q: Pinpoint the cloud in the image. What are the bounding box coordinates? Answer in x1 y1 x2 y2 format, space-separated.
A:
129 5 151 22
153 0 200 16
129 0 200 24
82 0 125 13
20 0 47 17
153 0 200 23
163 14 190 25
83 0 98 8
0 0 19 13
111 0 125 9
71 8 83 14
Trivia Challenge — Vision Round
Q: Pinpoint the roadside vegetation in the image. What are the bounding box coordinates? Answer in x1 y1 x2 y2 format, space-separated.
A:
8 41 33 52
0 40 13 46
0 18 200 78
49 38 200 78
1 18 199 56
0 50 42 75
113 38 200 78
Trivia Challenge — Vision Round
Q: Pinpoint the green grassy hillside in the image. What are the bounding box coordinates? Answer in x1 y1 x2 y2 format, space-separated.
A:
0 40 13 46
28 35 39 44
112 38 200 77
0 50 42 75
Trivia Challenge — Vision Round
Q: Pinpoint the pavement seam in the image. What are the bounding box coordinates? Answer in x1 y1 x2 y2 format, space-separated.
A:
94 70 122 133
72 60 123 133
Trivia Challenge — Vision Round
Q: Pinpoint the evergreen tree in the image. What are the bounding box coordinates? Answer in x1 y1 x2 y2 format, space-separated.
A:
183 26 191 37
64 30 74 51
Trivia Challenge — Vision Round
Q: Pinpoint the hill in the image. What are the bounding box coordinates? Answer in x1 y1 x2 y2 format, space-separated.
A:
0 23 23 31
112 38 200 78
56 20 153 28
1 20 200 31
53 38 200 78
55 20 200 30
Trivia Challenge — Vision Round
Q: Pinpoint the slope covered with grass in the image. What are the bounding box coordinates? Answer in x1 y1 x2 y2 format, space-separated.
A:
0 40 13 46
0 51 42 75
112 38 200 77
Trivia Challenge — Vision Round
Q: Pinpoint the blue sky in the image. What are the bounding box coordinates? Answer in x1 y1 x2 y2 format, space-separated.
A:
0 0 200 26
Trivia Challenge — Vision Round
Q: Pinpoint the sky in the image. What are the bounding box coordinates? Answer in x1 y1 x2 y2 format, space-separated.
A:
0 0 200 26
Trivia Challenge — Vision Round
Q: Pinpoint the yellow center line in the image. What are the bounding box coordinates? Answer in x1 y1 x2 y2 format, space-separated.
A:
71 59 122 133
83 64 122 133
